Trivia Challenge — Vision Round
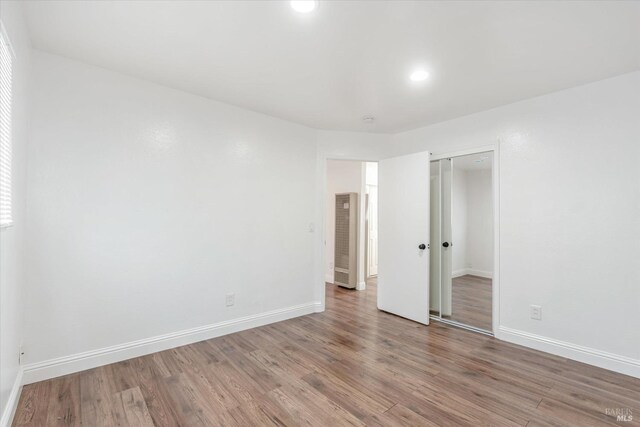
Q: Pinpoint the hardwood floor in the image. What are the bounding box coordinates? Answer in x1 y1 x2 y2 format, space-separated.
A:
14 280 640 426
448 274 492 331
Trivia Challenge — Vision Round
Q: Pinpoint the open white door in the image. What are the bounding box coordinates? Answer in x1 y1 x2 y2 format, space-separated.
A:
378 151 430 324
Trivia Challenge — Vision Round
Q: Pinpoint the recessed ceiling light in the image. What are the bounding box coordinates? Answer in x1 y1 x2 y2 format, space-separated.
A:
410 69 430 82
290 1 317 13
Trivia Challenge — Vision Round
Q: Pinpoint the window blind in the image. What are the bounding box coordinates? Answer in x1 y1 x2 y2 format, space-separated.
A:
0 24 13 227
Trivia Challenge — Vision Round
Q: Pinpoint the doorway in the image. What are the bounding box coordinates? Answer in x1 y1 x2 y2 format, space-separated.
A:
325 160 378 291
429 151 495 334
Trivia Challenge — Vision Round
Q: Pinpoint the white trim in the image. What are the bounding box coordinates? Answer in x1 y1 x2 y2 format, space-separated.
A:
437 163 443 316
324 273 333 283
356 281 366 291
0 367 23 427
467 269 492 279
492 143 501 335
452 268 493 279
498 326 640 379
451 269 466 278
358 162 367 287
431 316 493 336
22 302 320 384
430 145 496 161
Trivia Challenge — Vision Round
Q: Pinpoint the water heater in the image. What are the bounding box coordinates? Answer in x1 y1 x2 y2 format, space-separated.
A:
334 193 358 288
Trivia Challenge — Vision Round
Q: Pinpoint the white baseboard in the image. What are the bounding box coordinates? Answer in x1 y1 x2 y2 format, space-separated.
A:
467 269 493 279
324 273 333 283
356 281 366 291
498 326 640 379
452 268 493 279
23 302 320 385
0 367 23 427
451 269 467 278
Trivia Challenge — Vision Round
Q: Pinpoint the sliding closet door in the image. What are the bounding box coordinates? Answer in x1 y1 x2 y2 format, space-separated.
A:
429 162 442 315
378 151 430 325
430 152 494 332
441 158 453 316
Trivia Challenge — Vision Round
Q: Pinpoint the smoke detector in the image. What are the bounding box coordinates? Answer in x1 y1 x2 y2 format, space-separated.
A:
362 115 375 124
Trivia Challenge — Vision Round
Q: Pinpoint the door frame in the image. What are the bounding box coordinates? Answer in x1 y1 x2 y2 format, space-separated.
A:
430 144 500 335
317 157 379 313
365 192 370 278
365 186 379 279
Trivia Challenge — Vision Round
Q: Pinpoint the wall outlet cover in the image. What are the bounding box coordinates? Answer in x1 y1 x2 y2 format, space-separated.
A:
225 293 235 307
530 305 542 320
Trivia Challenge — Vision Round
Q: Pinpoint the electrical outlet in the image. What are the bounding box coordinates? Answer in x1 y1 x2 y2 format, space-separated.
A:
530 305 542 320
225 293 235 307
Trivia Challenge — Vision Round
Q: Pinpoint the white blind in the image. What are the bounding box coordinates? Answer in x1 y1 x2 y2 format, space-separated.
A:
0 24 13 227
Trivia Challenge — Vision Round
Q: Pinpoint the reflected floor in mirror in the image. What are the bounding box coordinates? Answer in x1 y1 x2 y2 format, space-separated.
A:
446 274 492 332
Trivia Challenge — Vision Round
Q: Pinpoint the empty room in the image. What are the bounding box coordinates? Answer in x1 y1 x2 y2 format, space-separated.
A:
0 1 639 426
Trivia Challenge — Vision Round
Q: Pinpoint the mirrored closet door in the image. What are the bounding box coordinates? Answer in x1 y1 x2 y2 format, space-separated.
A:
429 152 494 333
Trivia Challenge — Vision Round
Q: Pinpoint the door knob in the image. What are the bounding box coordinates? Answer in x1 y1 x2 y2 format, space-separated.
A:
442 242 450 248
418 243 426 250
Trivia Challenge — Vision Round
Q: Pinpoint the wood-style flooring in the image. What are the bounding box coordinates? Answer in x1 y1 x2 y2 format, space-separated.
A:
13 279 640 426
448 274 492 331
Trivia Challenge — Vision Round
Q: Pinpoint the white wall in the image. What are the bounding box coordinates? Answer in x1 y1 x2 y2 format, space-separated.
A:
6 33 638 394
465 169 493 276
0 1 30 424
317 130 393 162
392 72 640 375
325 160 364 286
24 51 319 377
451 167 468 275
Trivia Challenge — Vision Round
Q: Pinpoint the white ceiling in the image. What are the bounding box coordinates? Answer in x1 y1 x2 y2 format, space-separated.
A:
23 1 640 133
